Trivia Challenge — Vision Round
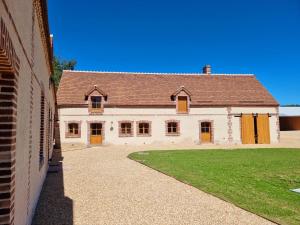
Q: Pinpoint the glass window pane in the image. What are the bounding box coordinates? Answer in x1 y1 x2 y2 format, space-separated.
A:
91 96 101 108
167 122 178 133
69 123 79 134
120 123 132 134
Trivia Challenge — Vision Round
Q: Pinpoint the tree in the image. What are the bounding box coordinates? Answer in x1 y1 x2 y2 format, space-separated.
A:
52 56 76 87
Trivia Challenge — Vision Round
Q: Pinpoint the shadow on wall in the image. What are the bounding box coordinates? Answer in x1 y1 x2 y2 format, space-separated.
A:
32 148 73 225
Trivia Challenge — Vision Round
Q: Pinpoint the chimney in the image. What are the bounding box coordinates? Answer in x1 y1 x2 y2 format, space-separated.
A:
203 65 211 75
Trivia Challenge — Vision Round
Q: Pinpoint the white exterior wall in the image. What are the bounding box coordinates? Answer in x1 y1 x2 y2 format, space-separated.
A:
59 106 279 146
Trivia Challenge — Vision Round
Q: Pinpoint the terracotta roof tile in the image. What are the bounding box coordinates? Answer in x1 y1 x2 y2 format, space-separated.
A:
57 71 278 107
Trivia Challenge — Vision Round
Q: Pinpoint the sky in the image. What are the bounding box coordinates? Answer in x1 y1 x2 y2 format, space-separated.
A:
48 0 300 105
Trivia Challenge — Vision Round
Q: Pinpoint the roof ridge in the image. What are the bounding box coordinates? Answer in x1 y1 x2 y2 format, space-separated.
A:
63 70 255 76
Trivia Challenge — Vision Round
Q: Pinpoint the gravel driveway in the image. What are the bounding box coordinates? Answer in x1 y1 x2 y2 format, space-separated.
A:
33 144 277 225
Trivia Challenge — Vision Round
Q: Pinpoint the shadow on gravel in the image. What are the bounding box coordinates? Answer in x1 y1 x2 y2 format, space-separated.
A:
32 148 73 225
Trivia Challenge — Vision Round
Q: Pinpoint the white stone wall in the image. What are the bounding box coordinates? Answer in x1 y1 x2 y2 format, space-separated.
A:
59 106 279 146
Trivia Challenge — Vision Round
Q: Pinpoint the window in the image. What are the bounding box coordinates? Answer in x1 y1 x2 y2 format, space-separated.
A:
201 122 211 133
137 121 151 136
166 121 180 136
69 123 79 135
65 121 81 138
121 123 132 134
91 123 102 135
91 96 101 109
139 123 149 134
86 86 107 114
39 93 45 168
177 96 188 113
119 121 133 137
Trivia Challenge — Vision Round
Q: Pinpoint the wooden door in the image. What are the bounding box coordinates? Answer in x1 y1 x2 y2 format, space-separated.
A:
200 122 211 143
241 114 255 144
257 114 270 144
90 123 102 144
178 96 188 113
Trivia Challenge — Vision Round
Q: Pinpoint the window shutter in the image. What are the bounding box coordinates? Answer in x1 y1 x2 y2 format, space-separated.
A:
178 96 188 113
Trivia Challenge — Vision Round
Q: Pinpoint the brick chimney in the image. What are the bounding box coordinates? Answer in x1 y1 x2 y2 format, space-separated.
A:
203 65 211 75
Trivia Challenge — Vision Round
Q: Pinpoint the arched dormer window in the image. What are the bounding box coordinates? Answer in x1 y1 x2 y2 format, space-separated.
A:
171 86 192 114
85 85 107 114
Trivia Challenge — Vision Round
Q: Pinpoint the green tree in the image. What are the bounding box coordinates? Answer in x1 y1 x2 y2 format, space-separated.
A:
52 56 76 87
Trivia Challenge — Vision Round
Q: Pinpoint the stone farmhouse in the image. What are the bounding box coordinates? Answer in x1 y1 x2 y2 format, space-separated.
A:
57 66 279 146
0 1 56 224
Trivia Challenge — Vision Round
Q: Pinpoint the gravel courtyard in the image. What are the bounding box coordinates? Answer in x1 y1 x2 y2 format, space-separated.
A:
33 152 273 224
33 132 300 225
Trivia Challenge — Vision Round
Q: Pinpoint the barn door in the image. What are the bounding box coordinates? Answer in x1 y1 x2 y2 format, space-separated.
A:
241 114 255 144
257 114 270 144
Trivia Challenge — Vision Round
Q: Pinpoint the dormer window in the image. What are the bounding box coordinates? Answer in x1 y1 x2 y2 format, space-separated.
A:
85 85 107 114
171 86 191 114
91 96 101 109
178 96 188 113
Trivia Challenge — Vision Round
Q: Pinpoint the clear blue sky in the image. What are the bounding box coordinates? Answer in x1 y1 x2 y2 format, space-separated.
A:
48 0 300 104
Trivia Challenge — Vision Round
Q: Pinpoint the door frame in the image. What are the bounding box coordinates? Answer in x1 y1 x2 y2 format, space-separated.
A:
87 121 105 145
199 120 214 144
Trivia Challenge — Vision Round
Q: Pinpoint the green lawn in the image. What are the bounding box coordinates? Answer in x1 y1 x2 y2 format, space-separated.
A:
129 148 300 225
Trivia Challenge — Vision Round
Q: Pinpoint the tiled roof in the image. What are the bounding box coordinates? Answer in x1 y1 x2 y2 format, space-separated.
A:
57 70 278 107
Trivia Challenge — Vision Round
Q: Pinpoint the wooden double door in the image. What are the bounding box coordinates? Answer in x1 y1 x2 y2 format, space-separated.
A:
90 123 103 144
241 114 270 144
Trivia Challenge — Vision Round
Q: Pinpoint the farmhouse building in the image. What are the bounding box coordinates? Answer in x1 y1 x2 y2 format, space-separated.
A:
57 66 280 146
0 1 55 224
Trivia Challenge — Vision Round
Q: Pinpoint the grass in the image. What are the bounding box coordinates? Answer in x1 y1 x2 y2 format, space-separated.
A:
128 148 300 225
